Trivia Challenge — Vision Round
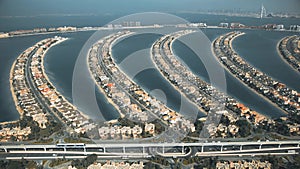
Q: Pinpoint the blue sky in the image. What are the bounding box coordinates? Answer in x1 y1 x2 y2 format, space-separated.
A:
0 0 299 16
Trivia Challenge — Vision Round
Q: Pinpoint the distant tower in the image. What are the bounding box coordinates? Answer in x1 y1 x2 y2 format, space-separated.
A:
260 4 267 19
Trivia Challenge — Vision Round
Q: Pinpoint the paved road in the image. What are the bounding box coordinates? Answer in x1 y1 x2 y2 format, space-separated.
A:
25 42 71 133
0 141 299 160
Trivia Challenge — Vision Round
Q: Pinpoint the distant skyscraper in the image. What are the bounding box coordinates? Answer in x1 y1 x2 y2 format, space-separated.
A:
260 4 267 19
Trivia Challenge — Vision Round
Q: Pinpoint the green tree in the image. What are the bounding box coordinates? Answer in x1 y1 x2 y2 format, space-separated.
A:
236 119 251 137
7 160 24 169
86 154 97 166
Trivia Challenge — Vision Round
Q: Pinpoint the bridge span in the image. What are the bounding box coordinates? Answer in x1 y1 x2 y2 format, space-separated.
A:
0 140 299 160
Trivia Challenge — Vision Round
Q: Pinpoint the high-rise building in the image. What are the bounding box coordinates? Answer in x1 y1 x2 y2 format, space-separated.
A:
260 4 267 19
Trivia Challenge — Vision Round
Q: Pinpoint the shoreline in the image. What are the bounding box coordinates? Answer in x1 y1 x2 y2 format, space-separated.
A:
168 31 272 119
6 37 92 125
39 38 90 120
90 31 196 132
86 47 125 120
2 28 295 123
9 59 23 120
151 30 268 121
168 31 209 116
6 48 31 125
149 33 208 117
0 24 298 40
212 32 288 116
86 32 164 123
107 32 185 121
91 32 139 121
276 36 300 75
106 32 172 122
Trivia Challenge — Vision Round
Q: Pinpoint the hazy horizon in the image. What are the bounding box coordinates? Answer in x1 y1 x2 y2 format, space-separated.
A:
0 0 299 17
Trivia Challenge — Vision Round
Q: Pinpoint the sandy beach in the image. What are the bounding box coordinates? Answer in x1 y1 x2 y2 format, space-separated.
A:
149 34 207 117
38 37 91 120
276 36 300 75
213 32 288 116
